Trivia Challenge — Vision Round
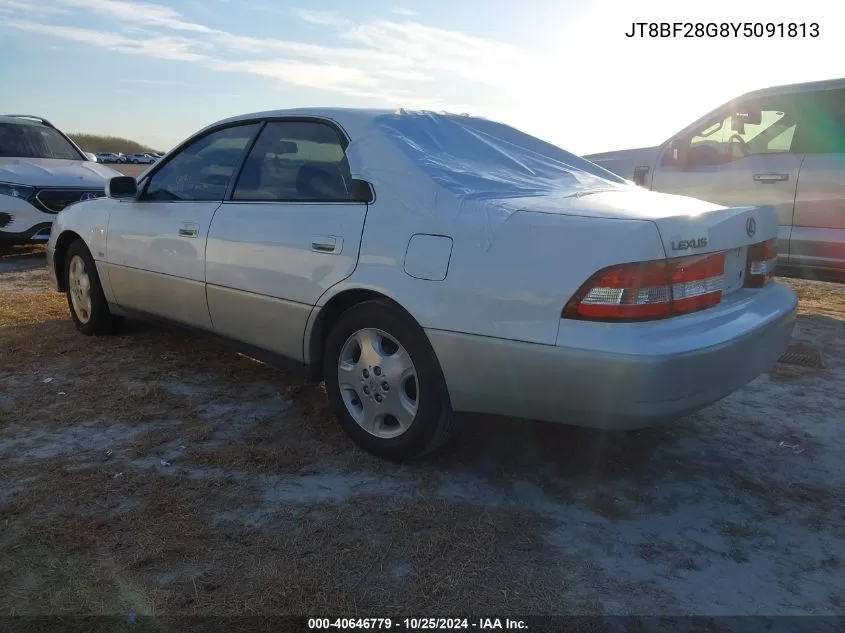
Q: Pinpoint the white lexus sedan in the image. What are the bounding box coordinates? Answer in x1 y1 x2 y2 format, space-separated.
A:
46 108 798 461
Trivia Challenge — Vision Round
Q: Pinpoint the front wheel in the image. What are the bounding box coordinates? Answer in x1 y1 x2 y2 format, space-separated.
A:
323 300 455 461
64 240 123 335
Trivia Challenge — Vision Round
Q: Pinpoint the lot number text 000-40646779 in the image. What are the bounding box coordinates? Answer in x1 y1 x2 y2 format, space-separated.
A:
625 22 819 38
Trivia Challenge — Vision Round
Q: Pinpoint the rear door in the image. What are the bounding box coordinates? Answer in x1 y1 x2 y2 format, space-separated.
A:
105 122 260 328
789 88 845 274
650 96 802 264
205 118 369 362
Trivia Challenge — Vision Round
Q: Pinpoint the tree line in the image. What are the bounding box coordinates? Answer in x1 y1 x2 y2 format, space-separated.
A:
68 133 161 155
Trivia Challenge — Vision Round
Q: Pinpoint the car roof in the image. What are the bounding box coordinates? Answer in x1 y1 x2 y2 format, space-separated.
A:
220 106 392 120
0 115 47 127
740 77 845 100
211 107 393 128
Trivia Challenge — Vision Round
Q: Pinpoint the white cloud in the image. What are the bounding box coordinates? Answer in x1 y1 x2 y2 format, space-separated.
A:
1 0 543 116
0 0 68 13
54 0 215 33
6 20 214 62
390 7 417 16
120 78 195 86
377 70 433 82
214 58 381 91
293 8 350 28
342 20 545 89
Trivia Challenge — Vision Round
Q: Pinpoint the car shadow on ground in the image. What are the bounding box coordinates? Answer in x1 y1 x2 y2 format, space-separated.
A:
0 248 46 273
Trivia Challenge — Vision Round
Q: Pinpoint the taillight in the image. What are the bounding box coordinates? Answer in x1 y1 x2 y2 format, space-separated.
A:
563 252 725 322
745 238 777 288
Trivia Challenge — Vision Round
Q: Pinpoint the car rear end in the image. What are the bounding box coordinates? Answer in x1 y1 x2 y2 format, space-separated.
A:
548 201 796 428
432 194 797 430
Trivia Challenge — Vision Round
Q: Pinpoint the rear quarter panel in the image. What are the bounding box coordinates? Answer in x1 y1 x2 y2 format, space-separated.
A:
321 202 665 348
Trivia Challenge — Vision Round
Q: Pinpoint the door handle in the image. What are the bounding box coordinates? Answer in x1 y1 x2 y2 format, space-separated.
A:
178 222 199 238
311 235 342 254
753 172 789 184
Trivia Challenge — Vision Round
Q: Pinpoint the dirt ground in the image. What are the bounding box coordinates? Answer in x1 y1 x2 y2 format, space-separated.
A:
1 245 844 620
113 164 149 178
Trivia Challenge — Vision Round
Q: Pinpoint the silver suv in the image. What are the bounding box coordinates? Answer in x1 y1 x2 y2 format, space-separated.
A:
0 115 121 243
585 78 845 279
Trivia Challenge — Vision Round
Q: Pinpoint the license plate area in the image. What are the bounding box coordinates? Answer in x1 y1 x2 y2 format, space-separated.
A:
722 246 747 295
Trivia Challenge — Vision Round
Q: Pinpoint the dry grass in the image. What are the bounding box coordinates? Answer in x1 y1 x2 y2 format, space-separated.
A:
0 243 47 260
2 261 845 618
780 276 845 318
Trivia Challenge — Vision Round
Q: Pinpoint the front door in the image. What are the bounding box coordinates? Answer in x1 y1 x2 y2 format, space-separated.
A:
105 122 261 328
205 119 369 361
650 97 803 263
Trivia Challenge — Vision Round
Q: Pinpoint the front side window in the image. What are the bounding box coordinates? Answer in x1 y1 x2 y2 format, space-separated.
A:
679 102 797 166
0 123 82 160
143 123 260 202
232 120 352 202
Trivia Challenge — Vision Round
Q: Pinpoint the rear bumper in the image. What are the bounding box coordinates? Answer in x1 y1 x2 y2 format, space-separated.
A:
427 283 798 430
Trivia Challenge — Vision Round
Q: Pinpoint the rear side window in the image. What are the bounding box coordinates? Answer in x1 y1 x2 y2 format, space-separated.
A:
376 112 626 198
232 120 353 202
143 123 260 202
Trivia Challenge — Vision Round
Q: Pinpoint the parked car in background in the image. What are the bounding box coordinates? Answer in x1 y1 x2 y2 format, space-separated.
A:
96 152 120 163
127 153 156 164
0 114 121 243
47 108 797 460
585 78 845 279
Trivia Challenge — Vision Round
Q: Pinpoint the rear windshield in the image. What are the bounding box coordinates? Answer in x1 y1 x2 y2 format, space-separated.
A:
376 112 627 199
0 122 82 160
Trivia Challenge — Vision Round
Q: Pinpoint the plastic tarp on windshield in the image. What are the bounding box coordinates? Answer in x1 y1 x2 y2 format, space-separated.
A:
374 111 628 201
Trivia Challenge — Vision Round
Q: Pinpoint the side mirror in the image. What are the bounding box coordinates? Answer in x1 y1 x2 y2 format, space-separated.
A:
275 141 299 155
106 176 138 199
84 152 98 162
350 178 374 203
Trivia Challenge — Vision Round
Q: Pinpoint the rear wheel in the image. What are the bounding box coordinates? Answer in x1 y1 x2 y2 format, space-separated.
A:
323 300 455 461
64 240 123 335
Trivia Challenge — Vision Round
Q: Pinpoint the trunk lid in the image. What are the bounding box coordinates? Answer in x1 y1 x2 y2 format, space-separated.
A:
650 200 776 295
509 188 778 295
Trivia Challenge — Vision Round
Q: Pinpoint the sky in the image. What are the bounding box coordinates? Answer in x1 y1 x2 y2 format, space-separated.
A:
0 0 841 154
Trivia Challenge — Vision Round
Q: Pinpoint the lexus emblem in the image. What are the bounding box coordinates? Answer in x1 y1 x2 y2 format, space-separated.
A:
79 192 97 202
746 218 757 237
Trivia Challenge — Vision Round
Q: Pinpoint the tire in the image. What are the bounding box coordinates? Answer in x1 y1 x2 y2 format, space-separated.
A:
64 240 123 336
323 300 455 461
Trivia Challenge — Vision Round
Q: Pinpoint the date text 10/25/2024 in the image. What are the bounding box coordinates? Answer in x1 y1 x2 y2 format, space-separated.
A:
625 22 819 37
307 618 527 630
